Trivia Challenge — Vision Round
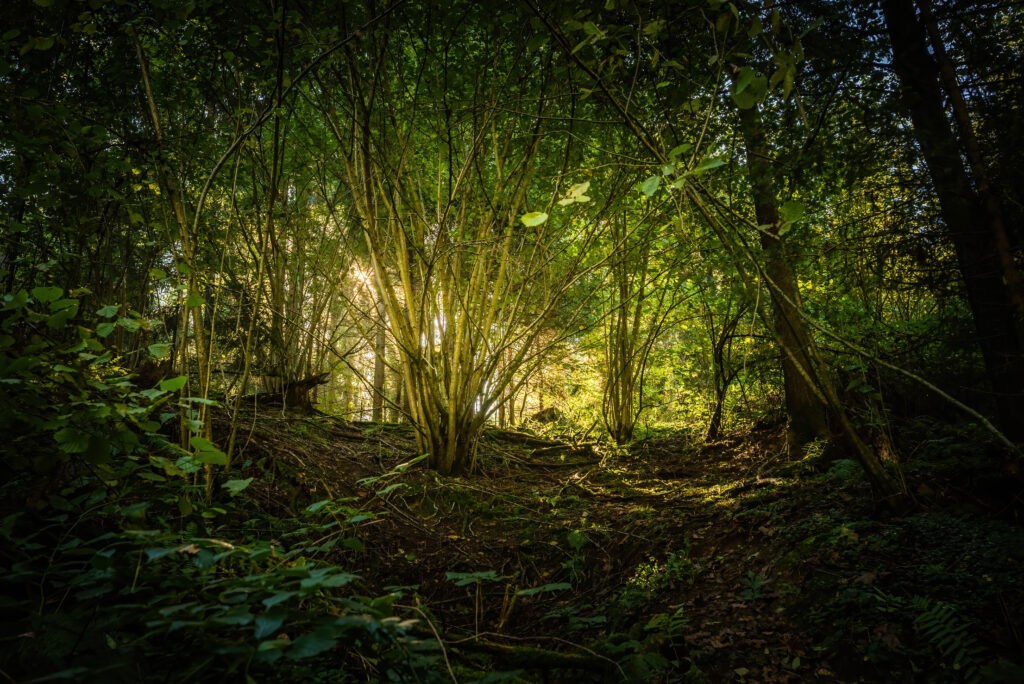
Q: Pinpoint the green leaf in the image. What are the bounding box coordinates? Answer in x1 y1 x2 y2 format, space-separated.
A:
640 175 660 197
693 158 726 173
148 343 171 359
145 547 178 561
734 66 755 94
516 582 572 597
96 322 115 338
117 316 140 332
190 436 227 465
96 304 119 318
780 200 806 223
568 181 590 197
46 303 77 329
668 143 692 160
254 606 287 639
2 290 29 311
159 376 187 392
321 572 359 588
222 478 253 497
286 630 337 660
732 74 768 109
446 570 506 586
185 293 206 307
520 212 549 227
305 499 331 514
31 286 62 303
34 36 55 51
55 427 89 454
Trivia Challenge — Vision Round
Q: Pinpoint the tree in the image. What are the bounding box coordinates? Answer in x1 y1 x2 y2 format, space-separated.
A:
882 0 1024 440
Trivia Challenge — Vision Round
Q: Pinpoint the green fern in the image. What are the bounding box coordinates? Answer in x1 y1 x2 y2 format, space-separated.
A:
911 597 986 682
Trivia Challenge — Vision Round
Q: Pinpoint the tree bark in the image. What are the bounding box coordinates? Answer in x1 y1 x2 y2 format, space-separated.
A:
737 104 831 448
736 103 901 499
882 0 1024 441
372 309 386 422
918 0 1024 325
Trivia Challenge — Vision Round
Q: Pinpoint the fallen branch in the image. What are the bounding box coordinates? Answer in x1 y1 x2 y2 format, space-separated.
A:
443 633 617 674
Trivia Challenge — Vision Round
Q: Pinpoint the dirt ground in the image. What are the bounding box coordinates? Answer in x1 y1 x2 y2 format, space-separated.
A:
223 410 1024 682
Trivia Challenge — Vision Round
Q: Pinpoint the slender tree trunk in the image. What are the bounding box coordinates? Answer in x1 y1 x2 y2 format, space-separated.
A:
736 103 901 499
372 308 386 422
919 0 1024 325
737 104 831 448
883 0 1024 441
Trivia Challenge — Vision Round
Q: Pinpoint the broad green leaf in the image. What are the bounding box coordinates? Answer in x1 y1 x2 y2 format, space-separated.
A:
734 66 755 94
693 158 726 173
222 478 253 497
286 630 337 660
732 74 767 109
34 36 55 51
2 290 28 311
138 388 166 401
780 200 806 223
321 572 359 587
117 316 140 332
190 436 227 465
46 303 77 329
148 343 171 359
96 322 115 338
185 293 205 307
193 450 226 466
55 427 89 453
668 143 692 160
254 606 287 639
520 212 549 227
160 375 187 392
31 286 62 303
262 591 296 609
96 304 119 318
145 547 178 561
568 181 590 197
640 175 660 197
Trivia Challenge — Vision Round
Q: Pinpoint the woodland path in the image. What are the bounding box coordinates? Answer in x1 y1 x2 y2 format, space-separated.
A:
221 410 1024 682
232 413 870 682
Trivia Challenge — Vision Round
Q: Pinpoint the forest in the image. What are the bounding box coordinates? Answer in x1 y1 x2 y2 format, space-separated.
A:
1 0 1023 681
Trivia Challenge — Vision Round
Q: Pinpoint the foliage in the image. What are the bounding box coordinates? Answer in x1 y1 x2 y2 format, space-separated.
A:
0 295 433 681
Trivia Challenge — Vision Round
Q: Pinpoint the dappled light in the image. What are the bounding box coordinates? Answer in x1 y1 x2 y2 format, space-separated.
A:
2 0 1024 682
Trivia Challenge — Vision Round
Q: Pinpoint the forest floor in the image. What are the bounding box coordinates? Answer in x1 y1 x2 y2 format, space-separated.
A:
223 410 1024 683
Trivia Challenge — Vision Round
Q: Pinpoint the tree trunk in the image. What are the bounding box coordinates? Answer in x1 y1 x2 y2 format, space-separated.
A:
736 103 901 499
919 0 1024 326
882 0 1024 441
372 312 386 422
737 104 831 448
